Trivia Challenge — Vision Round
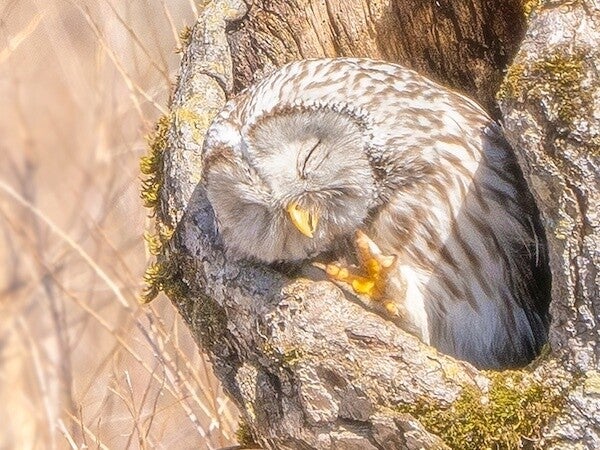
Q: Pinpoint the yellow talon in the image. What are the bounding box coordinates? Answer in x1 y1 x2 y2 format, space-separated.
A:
326 264 350 281
326 264 340 277
366 258 380 276
351 278 375 296
384 301 399 316
322 231 401 320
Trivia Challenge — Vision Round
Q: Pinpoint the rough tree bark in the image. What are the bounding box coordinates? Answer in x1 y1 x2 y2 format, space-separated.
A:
142 0 600 448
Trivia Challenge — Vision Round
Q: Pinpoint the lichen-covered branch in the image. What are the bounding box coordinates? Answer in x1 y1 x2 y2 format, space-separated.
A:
140 0 600 448
498 1 600 373
497 1 600 445
140 0 246 302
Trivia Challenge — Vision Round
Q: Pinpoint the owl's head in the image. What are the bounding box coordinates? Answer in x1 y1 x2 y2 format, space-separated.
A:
202 106 376 263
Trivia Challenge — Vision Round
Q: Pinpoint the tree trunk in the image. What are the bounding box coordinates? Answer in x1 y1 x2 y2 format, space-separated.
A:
141 0 600 448
227 0 526 116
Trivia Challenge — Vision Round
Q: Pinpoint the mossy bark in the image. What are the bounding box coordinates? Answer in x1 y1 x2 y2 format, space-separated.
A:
142 0 600 448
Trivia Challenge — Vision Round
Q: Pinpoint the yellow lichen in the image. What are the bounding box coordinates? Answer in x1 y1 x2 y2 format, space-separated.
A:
496 63 525 102
498 50 590 125
174 106 210 145
173 89 226 147
258 340 307 370
236 420 257 447
554 218 573 240
583 371 600 395
531 52 588 123
523 0 542 19
281 347 305 367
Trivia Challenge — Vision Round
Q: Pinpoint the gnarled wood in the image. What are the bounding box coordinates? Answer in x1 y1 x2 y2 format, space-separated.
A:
228 0 526 116
150 0 600 448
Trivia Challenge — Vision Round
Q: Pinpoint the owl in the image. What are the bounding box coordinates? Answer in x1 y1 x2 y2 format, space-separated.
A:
201 58 551 369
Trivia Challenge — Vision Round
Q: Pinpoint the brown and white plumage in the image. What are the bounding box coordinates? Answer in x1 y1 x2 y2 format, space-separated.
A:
201 58 550 369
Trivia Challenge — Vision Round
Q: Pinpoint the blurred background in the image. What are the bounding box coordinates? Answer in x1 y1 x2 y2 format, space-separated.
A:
0 1 239 448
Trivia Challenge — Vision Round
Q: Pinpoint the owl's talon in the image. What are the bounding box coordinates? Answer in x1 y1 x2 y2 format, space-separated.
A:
351 278 376 296
325 231 400 316
380 255 396 269
326 264 349 280
327 264 374 295
384 300 399 316
355 230 397 276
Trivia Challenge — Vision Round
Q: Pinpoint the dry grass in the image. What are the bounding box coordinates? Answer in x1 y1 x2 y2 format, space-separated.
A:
0 1 239 448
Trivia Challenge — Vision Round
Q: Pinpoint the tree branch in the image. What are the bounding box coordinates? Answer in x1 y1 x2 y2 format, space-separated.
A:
141 0 600 447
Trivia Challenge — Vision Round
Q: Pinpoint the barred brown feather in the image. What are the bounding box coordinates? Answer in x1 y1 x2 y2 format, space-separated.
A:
202 58 551 369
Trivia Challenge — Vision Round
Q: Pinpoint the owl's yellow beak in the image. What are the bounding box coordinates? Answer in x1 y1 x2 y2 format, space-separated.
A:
286 203 319 238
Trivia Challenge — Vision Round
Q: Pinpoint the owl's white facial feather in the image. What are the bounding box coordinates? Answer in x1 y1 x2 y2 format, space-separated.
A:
204 108 376 263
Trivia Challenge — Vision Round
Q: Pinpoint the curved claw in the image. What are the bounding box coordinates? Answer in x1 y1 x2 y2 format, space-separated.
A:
355 230 397 279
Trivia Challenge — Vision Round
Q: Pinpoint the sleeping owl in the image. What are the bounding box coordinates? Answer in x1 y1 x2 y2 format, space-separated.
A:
201 58 551 369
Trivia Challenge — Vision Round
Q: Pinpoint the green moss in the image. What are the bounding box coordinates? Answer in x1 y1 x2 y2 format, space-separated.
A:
142 252 228 350
177 26 192 54
141 260 175 303
236 419 258 447
140 224 176 302
139 114 175 303
399 370 567 449
143 231 162 256
142 256 193 303
143 223 175 257
140 114 171 209
194 292 228 350
162 265 190 301
497 49 590 125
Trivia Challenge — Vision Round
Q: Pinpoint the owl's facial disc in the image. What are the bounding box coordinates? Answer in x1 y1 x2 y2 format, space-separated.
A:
204 107 377 263
286 202 319 238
